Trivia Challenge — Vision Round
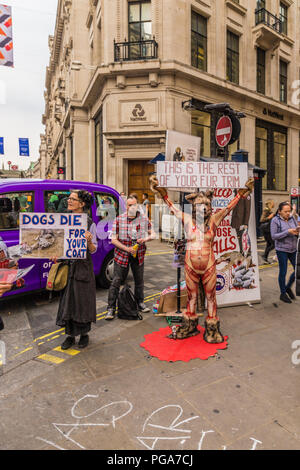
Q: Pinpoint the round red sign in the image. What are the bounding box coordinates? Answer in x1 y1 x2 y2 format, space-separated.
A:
216 116 233 148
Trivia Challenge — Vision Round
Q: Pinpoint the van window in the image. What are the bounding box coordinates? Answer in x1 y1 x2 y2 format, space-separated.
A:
0 192 34 230
44 190 94 218
44 191 70 213
95 193 119 222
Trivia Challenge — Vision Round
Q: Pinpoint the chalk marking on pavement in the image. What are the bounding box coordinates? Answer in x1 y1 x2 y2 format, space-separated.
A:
36 437 66 450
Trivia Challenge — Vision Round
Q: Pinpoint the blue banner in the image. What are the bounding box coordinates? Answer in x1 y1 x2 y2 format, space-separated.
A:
0 137 4 155
19 138 30 156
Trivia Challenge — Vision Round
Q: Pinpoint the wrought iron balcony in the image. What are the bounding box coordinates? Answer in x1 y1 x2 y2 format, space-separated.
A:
255 8 282 34
114 38 158 62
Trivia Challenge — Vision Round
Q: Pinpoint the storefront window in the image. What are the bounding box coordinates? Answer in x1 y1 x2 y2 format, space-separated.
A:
255 121 287 191
273 131 287 191
191 109 211 157
255 127 268 190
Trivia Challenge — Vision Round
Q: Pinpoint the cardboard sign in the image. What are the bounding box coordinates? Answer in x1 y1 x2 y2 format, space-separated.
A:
213 189 261 306
157 161 248 189
166 130 201 162
19 213 88 259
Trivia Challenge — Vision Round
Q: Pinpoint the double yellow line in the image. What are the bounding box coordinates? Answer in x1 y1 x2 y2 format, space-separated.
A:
10 262 280 363
11 291 162 361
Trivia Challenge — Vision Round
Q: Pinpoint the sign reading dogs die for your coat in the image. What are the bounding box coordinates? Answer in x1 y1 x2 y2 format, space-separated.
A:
20 213 88 259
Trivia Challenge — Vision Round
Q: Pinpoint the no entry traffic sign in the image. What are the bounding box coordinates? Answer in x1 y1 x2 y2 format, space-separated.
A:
216 115 232 148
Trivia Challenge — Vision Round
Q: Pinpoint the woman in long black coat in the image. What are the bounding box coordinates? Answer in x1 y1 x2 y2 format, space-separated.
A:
56 190 97 349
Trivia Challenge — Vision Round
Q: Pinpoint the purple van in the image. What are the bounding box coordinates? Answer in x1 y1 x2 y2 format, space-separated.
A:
0 179 125 298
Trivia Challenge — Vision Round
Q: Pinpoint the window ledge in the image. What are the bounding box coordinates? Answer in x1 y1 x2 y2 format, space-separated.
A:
281 34 294 47
225 0 247 16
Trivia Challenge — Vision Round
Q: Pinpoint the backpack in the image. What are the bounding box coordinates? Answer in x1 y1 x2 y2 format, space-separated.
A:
46 262 69 292
117 284 143 320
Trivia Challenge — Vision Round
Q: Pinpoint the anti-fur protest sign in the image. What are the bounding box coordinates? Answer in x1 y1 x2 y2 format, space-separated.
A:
19 213 88 259
157 161 248 189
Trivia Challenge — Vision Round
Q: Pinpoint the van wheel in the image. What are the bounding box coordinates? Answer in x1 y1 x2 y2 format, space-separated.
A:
97 252 114 289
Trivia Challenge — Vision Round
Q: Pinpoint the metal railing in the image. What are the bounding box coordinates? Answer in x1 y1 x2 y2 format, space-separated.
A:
114 38 158 62
255 8 283 34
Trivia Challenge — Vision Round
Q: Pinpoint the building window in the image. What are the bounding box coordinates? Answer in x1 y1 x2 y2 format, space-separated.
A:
256 0 265 9
191 11 207 72
129 1 151 42
279 60 288 103
95 110 103 184
226 30 239 84
70 137 74 180
299 132 300 186
279 2 288 35
191 109 211 157
257 47 265 94
255 120 287 191
128 1 152 59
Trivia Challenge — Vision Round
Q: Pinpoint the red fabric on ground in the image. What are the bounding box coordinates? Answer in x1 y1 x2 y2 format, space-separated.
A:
140 325 228 362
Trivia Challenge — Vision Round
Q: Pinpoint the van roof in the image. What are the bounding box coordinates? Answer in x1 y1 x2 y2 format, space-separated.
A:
0 179 119 194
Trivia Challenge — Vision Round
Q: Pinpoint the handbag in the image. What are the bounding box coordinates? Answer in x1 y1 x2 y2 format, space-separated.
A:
46 262 69 291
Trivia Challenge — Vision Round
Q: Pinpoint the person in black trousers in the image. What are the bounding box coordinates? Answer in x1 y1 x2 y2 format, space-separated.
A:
260 199 275 264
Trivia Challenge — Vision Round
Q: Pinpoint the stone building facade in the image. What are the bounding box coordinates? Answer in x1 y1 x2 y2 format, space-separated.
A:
41 0 300 206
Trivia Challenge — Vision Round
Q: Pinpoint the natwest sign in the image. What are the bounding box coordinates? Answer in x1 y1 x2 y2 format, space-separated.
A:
216 116 233 148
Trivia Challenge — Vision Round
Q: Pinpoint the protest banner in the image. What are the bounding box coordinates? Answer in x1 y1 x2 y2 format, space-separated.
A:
157 161 248 190
213 186 261 306
19 213 88 259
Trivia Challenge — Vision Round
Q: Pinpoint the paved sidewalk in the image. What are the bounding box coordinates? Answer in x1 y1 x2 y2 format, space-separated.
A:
0 241 300 450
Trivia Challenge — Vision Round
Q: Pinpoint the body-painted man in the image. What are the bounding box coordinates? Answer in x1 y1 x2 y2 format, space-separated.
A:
150 176 254 343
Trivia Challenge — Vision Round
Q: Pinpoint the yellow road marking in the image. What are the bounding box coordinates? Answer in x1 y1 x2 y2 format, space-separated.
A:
33 328 65 343
37 354 66 364
14 347 33 358
9 262 280 362
53 347 81 356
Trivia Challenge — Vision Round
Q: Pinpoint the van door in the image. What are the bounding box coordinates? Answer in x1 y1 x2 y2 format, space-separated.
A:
0 190 41 296
92 192 119 287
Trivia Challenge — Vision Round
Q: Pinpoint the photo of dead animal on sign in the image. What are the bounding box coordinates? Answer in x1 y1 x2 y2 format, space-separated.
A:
19 213 88 259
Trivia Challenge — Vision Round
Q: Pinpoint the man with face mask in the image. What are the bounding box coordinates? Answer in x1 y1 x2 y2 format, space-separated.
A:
105 196 155 320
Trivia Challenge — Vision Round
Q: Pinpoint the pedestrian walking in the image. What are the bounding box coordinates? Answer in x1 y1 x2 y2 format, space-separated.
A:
105 195 156 320
260 199 275 263
270 202 300 303
55 190 97 349
142 192 150 217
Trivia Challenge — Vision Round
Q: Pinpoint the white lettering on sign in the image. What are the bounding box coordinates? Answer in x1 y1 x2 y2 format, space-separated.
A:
216 127 231 136
157 161 248 189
